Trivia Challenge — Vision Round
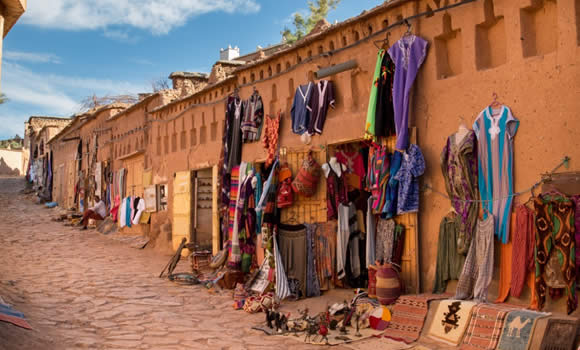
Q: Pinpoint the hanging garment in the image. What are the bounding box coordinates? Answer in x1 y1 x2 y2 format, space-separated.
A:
534 194 576 315
392 144 425 215
241 92 264 142
375 218 396 264
290 83 313 135
366 196 377 267
495 235 514 303
337 203 356 279
125 197 132 228
228 166 241 266
314 221 337 291
473 105 519 243
305 224 321 297
119 196 126 228
226 97 244 171
572 195 580 285
388 35 428 150
511 205 535 297
348 230 362 280
278 224 307 298
262 113 280 167
323 160 348 220
132 197 145 225
110 195 120 222
391 224 405 266
306 80 335 134
273 234 291 300
365 49 384 137
254 173 263 236
455 216 495 302
229 163 248 268
382 150 402 218
375 51 396 137
368 146 390 212
132 196 140 221
441 131 479 255
336 149 366 190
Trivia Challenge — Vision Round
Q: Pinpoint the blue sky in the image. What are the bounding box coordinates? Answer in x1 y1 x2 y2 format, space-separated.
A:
0 0 380 139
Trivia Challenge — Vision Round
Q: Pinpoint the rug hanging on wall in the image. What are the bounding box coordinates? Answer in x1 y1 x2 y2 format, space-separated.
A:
496 310 550 350
383 293 450 344
538 318 578 350
427 300 476 346
459 303 519 350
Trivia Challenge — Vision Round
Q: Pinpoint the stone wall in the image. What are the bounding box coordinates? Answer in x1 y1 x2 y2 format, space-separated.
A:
0 149 23 175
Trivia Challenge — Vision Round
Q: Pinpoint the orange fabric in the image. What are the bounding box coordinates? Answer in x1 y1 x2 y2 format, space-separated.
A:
256 234 265 265
527 271 539 310
495 241 513 303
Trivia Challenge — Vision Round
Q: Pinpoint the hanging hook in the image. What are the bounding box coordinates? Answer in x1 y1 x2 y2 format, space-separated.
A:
404 19 412 33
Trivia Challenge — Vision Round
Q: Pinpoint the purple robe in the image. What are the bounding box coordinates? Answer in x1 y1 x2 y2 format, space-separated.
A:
388 35 428 150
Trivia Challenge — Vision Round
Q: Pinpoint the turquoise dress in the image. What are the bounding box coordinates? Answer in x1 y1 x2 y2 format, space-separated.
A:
473 105 519 243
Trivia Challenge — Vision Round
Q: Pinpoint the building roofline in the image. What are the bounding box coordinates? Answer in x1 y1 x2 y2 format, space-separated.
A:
234 0 407 73
107 92 161 122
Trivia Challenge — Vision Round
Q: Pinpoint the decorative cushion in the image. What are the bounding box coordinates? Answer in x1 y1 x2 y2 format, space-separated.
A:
291 152 321 197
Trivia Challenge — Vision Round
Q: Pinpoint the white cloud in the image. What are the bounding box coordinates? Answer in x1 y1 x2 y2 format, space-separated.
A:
22 0 261 35
0 62 149 138
4 51 62 64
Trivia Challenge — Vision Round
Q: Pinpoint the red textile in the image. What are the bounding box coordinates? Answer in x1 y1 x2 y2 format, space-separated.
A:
336 150 365 190
511 205 535 297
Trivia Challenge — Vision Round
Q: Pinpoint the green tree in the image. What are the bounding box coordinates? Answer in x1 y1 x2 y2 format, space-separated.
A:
282 0 341 43
0 93 7 104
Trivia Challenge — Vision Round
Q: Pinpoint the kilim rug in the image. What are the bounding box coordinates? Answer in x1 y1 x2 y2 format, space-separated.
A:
538 317 577 350
427 300 476 346
0 302 32 330
383 293 450 344
497 310 550 350
459 303 519 350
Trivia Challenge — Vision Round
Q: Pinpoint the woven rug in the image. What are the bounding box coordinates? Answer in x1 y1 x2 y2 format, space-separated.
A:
0 302 32 330
497 310 550 350
383 294 450 344
460 303 519 350
427 300 476 346
538 318 578 350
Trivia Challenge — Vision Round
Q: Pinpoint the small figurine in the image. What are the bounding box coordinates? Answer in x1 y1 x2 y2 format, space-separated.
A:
266 310 275 329
304 321 318 343
355 311 362 337
279 313 288 333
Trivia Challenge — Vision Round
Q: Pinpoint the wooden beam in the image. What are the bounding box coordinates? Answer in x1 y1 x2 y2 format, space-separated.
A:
211 164 219 255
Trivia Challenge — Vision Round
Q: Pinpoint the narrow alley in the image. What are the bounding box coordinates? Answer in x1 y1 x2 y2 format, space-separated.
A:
0 176 330 350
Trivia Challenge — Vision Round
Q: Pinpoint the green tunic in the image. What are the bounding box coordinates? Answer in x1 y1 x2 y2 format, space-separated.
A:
365 49 385 137
433 213 466 294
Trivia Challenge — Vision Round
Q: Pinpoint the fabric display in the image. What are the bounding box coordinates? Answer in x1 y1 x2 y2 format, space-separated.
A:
455 216 494 302
290 83 313 135
277 223 307 298
392 144 425 215
433 212 465 294
534 193 577 314
441 130 479 254
262 113 280 167
511 205 535 297
225 96 243 171
241 90 264 143
384 293 449 344
459 303 518 350
306 80 335 135
291 151 321 197
276 163 293 208
323 157 348 220
336 148 365 190
427 299 476 346
473 105 519 244
365 49 396 138
496 310 550 350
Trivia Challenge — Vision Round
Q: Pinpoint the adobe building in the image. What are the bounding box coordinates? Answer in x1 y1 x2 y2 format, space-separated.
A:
140 0 580 315
0 0 26 89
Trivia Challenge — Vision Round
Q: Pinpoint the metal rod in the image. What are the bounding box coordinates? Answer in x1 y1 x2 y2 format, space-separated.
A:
315 60 358 79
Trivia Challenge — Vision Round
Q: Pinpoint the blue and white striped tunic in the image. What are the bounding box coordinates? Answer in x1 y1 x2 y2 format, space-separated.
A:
473 105 519 244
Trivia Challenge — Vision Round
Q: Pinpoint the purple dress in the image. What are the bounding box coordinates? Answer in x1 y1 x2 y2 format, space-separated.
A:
388 35 428 150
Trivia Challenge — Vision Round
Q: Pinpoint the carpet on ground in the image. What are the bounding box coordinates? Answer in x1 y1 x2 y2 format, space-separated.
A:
459 303 519 350
496 309 550 350
538 317 578 350
383 293 450 344
427 299 476 346
0 301 32 330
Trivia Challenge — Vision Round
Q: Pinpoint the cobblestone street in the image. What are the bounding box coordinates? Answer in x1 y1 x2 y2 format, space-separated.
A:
0 177 347 350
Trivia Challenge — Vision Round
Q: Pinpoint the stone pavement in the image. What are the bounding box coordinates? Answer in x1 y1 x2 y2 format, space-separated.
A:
0 177 364 350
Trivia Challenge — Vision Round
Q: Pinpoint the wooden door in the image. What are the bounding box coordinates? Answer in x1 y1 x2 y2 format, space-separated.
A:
172 171 193 254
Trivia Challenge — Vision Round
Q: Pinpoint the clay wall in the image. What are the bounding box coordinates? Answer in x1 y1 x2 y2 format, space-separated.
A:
149 0 579 310
49 119 80 209
0 149 23 175
147 79 237 244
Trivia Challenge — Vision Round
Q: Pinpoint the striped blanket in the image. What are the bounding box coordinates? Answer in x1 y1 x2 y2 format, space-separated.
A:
460 303 519 350
227 166 240 266
384 294 450 344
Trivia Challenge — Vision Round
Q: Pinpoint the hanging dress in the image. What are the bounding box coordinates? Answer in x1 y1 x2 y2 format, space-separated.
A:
473 105 519 243
388 35 428 150
441 131 479 254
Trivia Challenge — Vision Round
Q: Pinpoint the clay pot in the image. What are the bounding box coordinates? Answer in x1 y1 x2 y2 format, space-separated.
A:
375 263 402 305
